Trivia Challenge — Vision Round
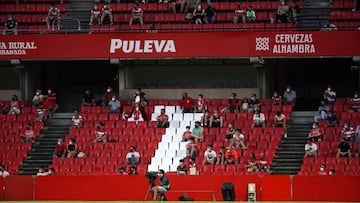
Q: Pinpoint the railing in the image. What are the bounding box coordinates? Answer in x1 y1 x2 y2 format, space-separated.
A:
52 16 81 32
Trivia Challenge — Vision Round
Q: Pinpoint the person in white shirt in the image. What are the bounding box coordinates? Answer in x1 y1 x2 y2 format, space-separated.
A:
252 110 265 128
202 144 217 166
323 85 336 104
126 146 140 165
231 128 247 149
71 111 83 128
0 165 10 177
188 158 199 175
304 140 318 158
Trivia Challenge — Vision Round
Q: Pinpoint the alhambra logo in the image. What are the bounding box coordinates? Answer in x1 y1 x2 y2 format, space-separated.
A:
255 37 270 51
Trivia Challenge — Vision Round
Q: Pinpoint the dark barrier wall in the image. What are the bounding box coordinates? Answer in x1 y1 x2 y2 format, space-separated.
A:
2 175 360 201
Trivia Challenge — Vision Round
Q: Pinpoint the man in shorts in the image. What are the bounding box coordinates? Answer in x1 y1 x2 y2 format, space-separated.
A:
151 169 170 200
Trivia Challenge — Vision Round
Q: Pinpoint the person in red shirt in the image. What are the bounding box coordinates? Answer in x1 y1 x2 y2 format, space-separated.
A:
308 122 323 142
20 123 35 143
89 3 101 25
225 146 239 164
233 2 246 24
194 94 208 113
182 126 192 141
156 109 169 128
53 138 66 157
227 93 239 113
180 92 194 113
47 88 58 112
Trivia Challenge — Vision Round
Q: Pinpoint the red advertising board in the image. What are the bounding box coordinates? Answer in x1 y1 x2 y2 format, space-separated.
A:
0 31 359 59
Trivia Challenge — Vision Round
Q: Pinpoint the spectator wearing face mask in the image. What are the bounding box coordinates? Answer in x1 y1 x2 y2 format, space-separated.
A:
128 103 146 123
323 85 336 105
176 159 188 175
304 140 318 158
126 146 140 165
283 85 296 105
89 3 101 25
66 138 78 158
108 95 121 114
209 110 223 128
248 94 260 113
202 144 217 166
200 110 211 127
308 123 323 142
272 91 282 106
225 146 239 165
191 121 204 142
231 128 247 149
133 88 148 107
93 122 107 143
226 93 239 113
20 123 35 143
102 87 118 106
82 90 95 106
71 111 83 129
341 122 355 141
180 92 194 113
252 110 265 128
350 91 360 112
326 110 339 127
32 89 44 107
336 138 352 159
0 165 9 177
193 3 205 24
314 101 330 123
53 138 66 157
318 164 327 175
273 0 289 23
194 94 208 113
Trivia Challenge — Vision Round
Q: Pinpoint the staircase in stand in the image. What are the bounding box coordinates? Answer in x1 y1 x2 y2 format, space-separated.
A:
18 113 72 175
270 111 316 175
297 0 332 30
60 0 93 33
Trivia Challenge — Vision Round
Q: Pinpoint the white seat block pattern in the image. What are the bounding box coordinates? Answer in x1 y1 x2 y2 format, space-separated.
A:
154 105 165 113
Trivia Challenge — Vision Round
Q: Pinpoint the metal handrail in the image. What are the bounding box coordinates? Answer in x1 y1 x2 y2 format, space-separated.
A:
52 16 81 32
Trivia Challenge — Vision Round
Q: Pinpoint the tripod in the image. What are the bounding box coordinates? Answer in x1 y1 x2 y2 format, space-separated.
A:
143 184 167 201
143 184 153 201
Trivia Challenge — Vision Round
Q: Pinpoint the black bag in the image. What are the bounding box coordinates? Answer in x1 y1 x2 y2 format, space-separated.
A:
221 182 235 201
178 196 194 201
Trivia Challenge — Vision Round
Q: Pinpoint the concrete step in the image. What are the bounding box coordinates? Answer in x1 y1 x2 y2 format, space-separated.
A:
272 158 303 163
270 170 299 175
291 111 318 117
53 113 74 119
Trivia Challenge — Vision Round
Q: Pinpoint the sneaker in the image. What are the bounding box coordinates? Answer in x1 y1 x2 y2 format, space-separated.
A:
352 8 356 12
284 133 287 138
159 0 163 3
141 0 145 3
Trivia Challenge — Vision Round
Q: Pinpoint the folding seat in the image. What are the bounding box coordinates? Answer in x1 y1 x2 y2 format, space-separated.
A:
89 106 101 114
202 164 214 173
257 140 268 149
337 157 348 165
218 2 229 11
6 114 17 121
115 120 127 128
127 122 137 129
98 113 108 121
207 105 218 113
85 113 97 121
137 121 147 129
343 0 354 8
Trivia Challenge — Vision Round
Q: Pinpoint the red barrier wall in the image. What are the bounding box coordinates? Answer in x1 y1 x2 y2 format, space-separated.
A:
0 178 4 200
3 176 33 200
3 175 360 201
261 175 292 201
293 175 360 202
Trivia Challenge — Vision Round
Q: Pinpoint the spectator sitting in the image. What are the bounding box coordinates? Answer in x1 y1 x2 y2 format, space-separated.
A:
216 146 226 165
185 137 198 160
128 103 146 122
7 94 21 115
2 14 18 35
314 101 329 123
156 108 169 128
273 0 289 23
202 144 217 166
53 138 66 157
283 85 297 105
176 159 188 175
200 110 211 127
318 164 327 175
328 168 336 175
273 111 287 130
129 3 143 26
146 23 158 33
171 0 186 14
240 97 249 112
233 2 246 24
82 90 95 106
258 152 269 172
126 146 140 165
326 111 339 127
226 93 239 113
246 6 256 23
191 121 204 142
245 152 258 172
308 122 323 142
35 106 48 123
193 3 205 24
46 3 61 30
231 128 247 149
272 91 282 106
321 21 337 31
118 167 128 175
20 123 35 143
304 140 318 158
356 143 360 158
224 122 236 142
182 126 192 141
89 3 101 25
204 3 216 24
209 110 223 128
194 94 208 113
0 165 10 177
323 85 336 104
66 138 78 158
133 88 148 107
225 146 239 164
128 165 138 175
341 122 355 141
188 158 199 175
108 95 121 114
336 138 352 158
180 92 194 113
93 122 107 143
252 110 266 128
288 0 300 24
248 94 260 113
45 88 58 118
32 89 44 107
185 0 198 14
349 91 360 112
101 3 114 25
102 87 118 106
150 169 170 201
71 111 83 129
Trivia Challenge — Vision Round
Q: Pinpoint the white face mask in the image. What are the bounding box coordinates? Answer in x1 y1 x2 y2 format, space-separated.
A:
36 92 40 96
230 96 234 99
107 89 111 92
57 141 61 145
135 107 139 111
198 98 202 101
48 90 51 94
286 89 290 92
320 167 325 172
112 98 116 101
312 125 317 129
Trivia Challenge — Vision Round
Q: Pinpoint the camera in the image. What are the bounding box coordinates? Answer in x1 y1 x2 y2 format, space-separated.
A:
145 171 158 187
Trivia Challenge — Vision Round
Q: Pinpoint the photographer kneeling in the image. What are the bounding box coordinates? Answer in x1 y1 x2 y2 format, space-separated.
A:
151 169 170 201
